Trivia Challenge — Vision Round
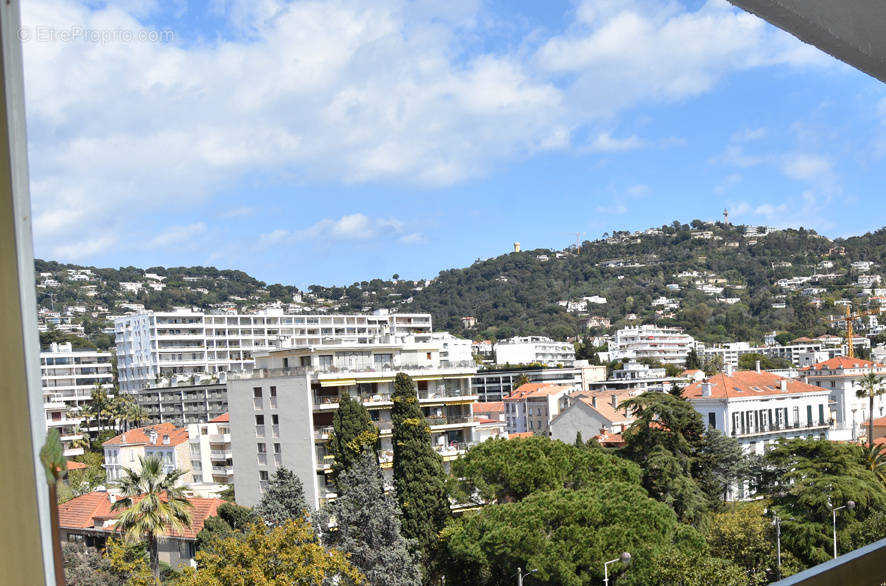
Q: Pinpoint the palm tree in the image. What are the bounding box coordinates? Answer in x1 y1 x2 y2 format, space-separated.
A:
866 443 886 488
112 455 192 581
83 384 113 434
857 372 885 448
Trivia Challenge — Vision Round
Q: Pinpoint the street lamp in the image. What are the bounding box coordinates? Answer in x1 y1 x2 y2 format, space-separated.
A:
603 552 632 586
769 510 794 580
830 499 855 559
516 567 537 586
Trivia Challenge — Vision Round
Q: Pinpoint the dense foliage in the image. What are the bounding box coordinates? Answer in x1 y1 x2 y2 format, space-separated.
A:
255 467 308 526
392 373 450 565
329 391 379 483
318 450 421 586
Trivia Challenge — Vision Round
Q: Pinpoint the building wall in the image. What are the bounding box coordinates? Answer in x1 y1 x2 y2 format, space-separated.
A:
229 373 318 510
134 383 228 426
549 403 614 444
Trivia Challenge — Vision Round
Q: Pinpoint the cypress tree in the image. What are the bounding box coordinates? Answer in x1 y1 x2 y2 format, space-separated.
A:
318 449 421 586
255 467 308 526
329 391 378 482
391 372 449 562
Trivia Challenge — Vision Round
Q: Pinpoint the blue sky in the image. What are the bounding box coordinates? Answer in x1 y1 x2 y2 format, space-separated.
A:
20 0 886 287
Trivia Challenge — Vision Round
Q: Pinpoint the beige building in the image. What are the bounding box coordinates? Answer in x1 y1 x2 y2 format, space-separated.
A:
103 423 192 484
188 413 234 486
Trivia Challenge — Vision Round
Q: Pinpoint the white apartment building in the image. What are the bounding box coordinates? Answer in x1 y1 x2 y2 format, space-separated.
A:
44 391 84 457
227 335 478 510
41 342 114 407
550 389 638 444
703 342 761 370
611 325 696 365
471 363 605 402
115 309 433 392
685 371 831 456
494 336 575 367
801 356 886 441
428 332 474 366
188 414 234 487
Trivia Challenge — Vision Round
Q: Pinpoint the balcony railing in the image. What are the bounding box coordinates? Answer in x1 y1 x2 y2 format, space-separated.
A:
732 421 830 438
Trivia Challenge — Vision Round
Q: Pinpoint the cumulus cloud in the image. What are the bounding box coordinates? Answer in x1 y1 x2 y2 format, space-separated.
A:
22 0 831 261
781 153 832 181
257 214 418 248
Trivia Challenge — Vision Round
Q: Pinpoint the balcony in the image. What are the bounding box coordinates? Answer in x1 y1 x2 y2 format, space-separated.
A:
732 421 830 439
208 433 230 443
314 426 334 440
209 450 232 460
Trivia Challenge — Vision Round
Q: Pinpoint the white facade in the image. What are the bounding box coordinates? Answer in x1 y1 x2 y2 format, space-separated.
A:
611 325 696 365
41 342 114 456
228 335 478 510
115 309 433 392
703 342 759 370
429 332 474 366
494 336 575 367
188 417 233 486
802 357 886 441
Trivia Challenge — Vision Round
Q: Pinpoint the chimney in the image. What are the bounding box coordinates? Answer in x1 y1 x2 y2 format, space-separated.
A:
755 360 761 373
108 494 116 504
149 429 158 444
701 382 712 397
611 394 618 408
725 363 734 376
162 434 170 445
780 379 788 392
591 395 597 408
121 433 126 443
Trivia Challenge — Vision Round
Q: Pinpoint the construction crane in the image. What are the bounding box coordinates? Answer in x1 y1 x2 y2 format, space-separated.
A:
825 304 880 358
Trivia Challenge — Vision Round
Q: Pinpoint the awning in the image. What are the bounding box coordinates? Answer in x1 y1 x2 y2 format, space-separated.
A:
320 379 356 387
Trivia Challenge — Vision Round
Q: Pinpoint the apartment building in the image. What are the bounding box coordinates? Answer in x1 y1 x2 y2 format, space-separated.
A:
610 325 696 365
703 342 761 370
41 342 114 407
115 309 433 392
494 336 576 367
133 382 228 426
684 371 831 455
40 342 114 456
103 423 192 484
188 414 234 487
471 364 604 402
801 356 886 441
227 335 477 510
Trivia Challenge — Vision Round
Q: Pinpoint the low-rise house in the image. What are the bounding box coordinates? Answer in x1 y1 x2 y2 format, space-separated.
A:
103 423 192 484
549 389 637 444
57 491 223 567
503 383 573 435
188 413 234 487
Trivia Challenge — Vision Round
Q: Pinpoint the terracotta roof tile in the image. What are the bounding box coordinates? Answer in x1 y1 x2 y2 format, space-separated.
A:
58 492 223 540
65 461 88 471
508 431 534 439
472 402 504 414
103 423 189 448
209 413 229 423
801 356 883 372
684 371 829 400
571 390 636 424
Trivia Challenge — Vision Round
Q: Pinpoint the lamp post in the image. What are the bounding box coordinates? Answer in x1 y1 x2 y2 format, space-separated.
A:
770 510 793 580
516 567 537 586
603 552 632 586
830 499 855 559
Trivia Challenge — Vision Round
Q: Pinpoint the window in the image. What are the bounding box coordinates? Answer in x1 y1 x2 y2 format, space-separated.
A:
319 355 333 368
282 358 288 368
253 387 262 398
300 356 311 367
708 412 716 429
257 443 266 453
255 415 264 425
270 386 277 397
792 406 799 427
274 443 281 454
272 414 279 424
807 405 813 426
426 352 432 360
819 404 825 425
259 471 269 481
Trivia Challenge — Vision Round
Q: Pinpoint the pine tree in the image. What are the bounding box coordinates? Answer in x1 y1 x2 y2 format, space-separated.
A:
319 450 421 586
329 391 379 482
255 467 308 526
392 372 449 562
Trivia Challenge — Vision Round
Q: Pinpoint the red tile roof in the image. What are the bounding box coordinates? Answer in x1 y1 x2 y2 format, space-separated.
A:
801 356 882 372
684 371 829 400
504 383 549 400
472 402 504 414
524 384 571 399
571 390 636 424
209 413 229 423
58 492 223 540
682 369 702 375
593 431 625 447
103 423 189 448
508 431 534 439
65 461 88 471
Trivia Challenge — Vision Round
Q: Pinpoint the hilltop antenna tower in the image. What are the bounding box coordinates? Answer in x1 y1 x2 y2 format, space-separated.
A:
723 208 729 225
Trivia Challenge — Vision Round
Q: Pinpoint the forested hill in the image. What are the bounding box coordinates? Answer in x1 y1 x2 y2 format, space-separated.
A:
35 221 886 346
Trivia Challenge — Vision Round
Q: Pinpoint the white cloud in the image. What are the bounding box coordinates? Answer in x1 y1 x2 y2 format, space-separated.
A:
587 133 646 153
754 203 788 220
21 0 833 261
220 206 253 218
258 214 413 248
731 128 767 142
781 154 832 181
596 201 628 214
398 232 426 245
146 222 207 249
714 173 742 194
626 184 649 196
